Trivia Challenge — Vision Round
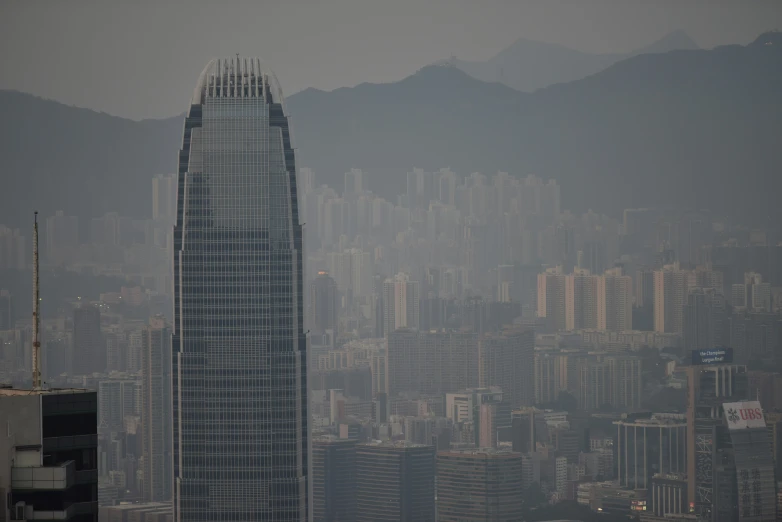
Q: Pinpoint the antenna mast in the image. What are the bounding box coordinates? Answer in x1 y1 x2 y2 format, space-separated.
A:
32 211 41 390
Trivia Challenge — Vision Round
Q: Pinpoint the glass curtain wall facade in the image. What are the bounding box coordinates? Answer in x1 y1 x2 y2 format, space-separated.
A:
173 57 309 521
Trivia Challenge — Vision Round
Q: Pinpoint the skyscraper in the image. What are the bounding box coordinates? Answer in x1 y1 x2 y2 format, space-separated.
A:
382 272 420 334
172 58 308 521
436 449 524 522
355 441 435 522
141 316 172 502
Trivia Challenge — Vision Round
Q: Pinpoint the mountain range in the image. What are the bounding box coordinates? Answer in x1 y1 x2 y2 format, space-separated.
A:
439 30 701 92
0 31 780 230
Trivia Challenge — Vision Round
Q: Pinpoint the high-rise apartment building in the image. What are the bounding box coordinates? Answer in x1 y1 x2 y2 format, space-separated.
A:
382 272 420 334
141 316 172 502
355 441 435 522
607 355 643 411
598 267 632 332
683 288 727 350
436 449 524 522
1 388 99 522
534 352 558 405
537 266 566 332
310 271 339 334
388 330 478 397
172 58 308 521
312 437 357 522
0 225 25 270
73 304 104 375
566 268 599 330
97 378 138 430
478 327 535 408
344 168 364 195
731 272 772 313
152 173 177 222
0 289 12 330
654 263 693 334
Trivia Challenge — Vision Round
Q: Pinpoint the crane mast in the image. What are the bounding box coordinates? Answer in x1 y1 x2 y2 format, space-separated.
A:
32 211 41 390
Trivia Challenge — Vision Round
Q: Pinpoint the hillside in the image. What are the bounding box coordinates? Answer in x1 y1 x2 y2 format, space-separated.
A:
0 32 779 229
443 30 700 92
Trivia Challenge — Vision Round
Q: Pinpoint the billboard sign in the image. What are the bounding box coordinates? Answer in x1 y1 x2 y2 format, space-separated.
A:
723 401 766 430
691 347 733 365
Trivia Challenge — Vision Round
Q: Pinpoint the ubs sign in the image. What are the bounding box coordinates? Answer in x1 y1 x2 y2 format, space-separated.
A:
723 400 766 430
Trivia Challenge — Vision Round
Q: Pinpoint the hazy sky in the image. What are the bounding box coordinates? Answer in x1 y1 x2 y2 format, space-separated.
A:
1 0 780 119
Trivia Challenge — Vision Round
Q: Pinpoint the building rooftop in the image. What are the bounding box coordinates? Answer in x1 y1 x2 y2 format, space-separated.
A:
438 448 521 458
0 387 92 397
360 439 430 449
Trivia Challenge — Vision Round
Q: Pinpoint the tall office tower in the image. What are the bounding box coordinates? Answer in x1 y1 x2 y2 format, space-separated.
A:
719 400 778 520
152 173 177 222
73 304 104 375
537 266 566 332
388 330 478 397
0 388 99 522
565 268 599 330
343 168 363 195
310 271 339 334
0 289 12 330
478 327 535 408
141 316 172 502
44 210 79 261
685 364 748 521
598 268 632 332
382 273 420 334
654 263 692 334
534 352 558 405
607 355 642 411
731 272 772 313
172 58 309 521
614 413 687 490
436 449 524 521
312 437 357 522
355 441 435 522
684 288 728 350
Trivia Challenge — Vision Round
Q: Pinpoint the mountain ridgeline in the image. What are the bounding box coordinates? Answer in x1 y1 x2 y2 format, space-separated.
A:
0 32 780 229
443 29 700 92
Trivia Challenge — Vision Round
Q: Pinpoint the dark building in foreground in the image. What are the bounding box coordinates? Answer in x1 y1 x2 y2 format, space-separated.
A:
0 387 98 522
436 449 524 522
312 437 357 522
172 57 308 521
355 441 435 522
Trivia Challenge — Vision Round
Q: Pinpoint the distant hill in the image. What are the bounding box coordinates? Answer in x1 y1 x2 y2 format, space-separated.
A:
442 30 700 92
0 92 183 229
0 31 779 230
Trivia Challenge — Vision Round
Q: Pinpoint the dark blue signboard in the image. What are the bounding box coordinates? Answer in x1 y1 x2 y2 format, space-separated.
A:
691 347 734 365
